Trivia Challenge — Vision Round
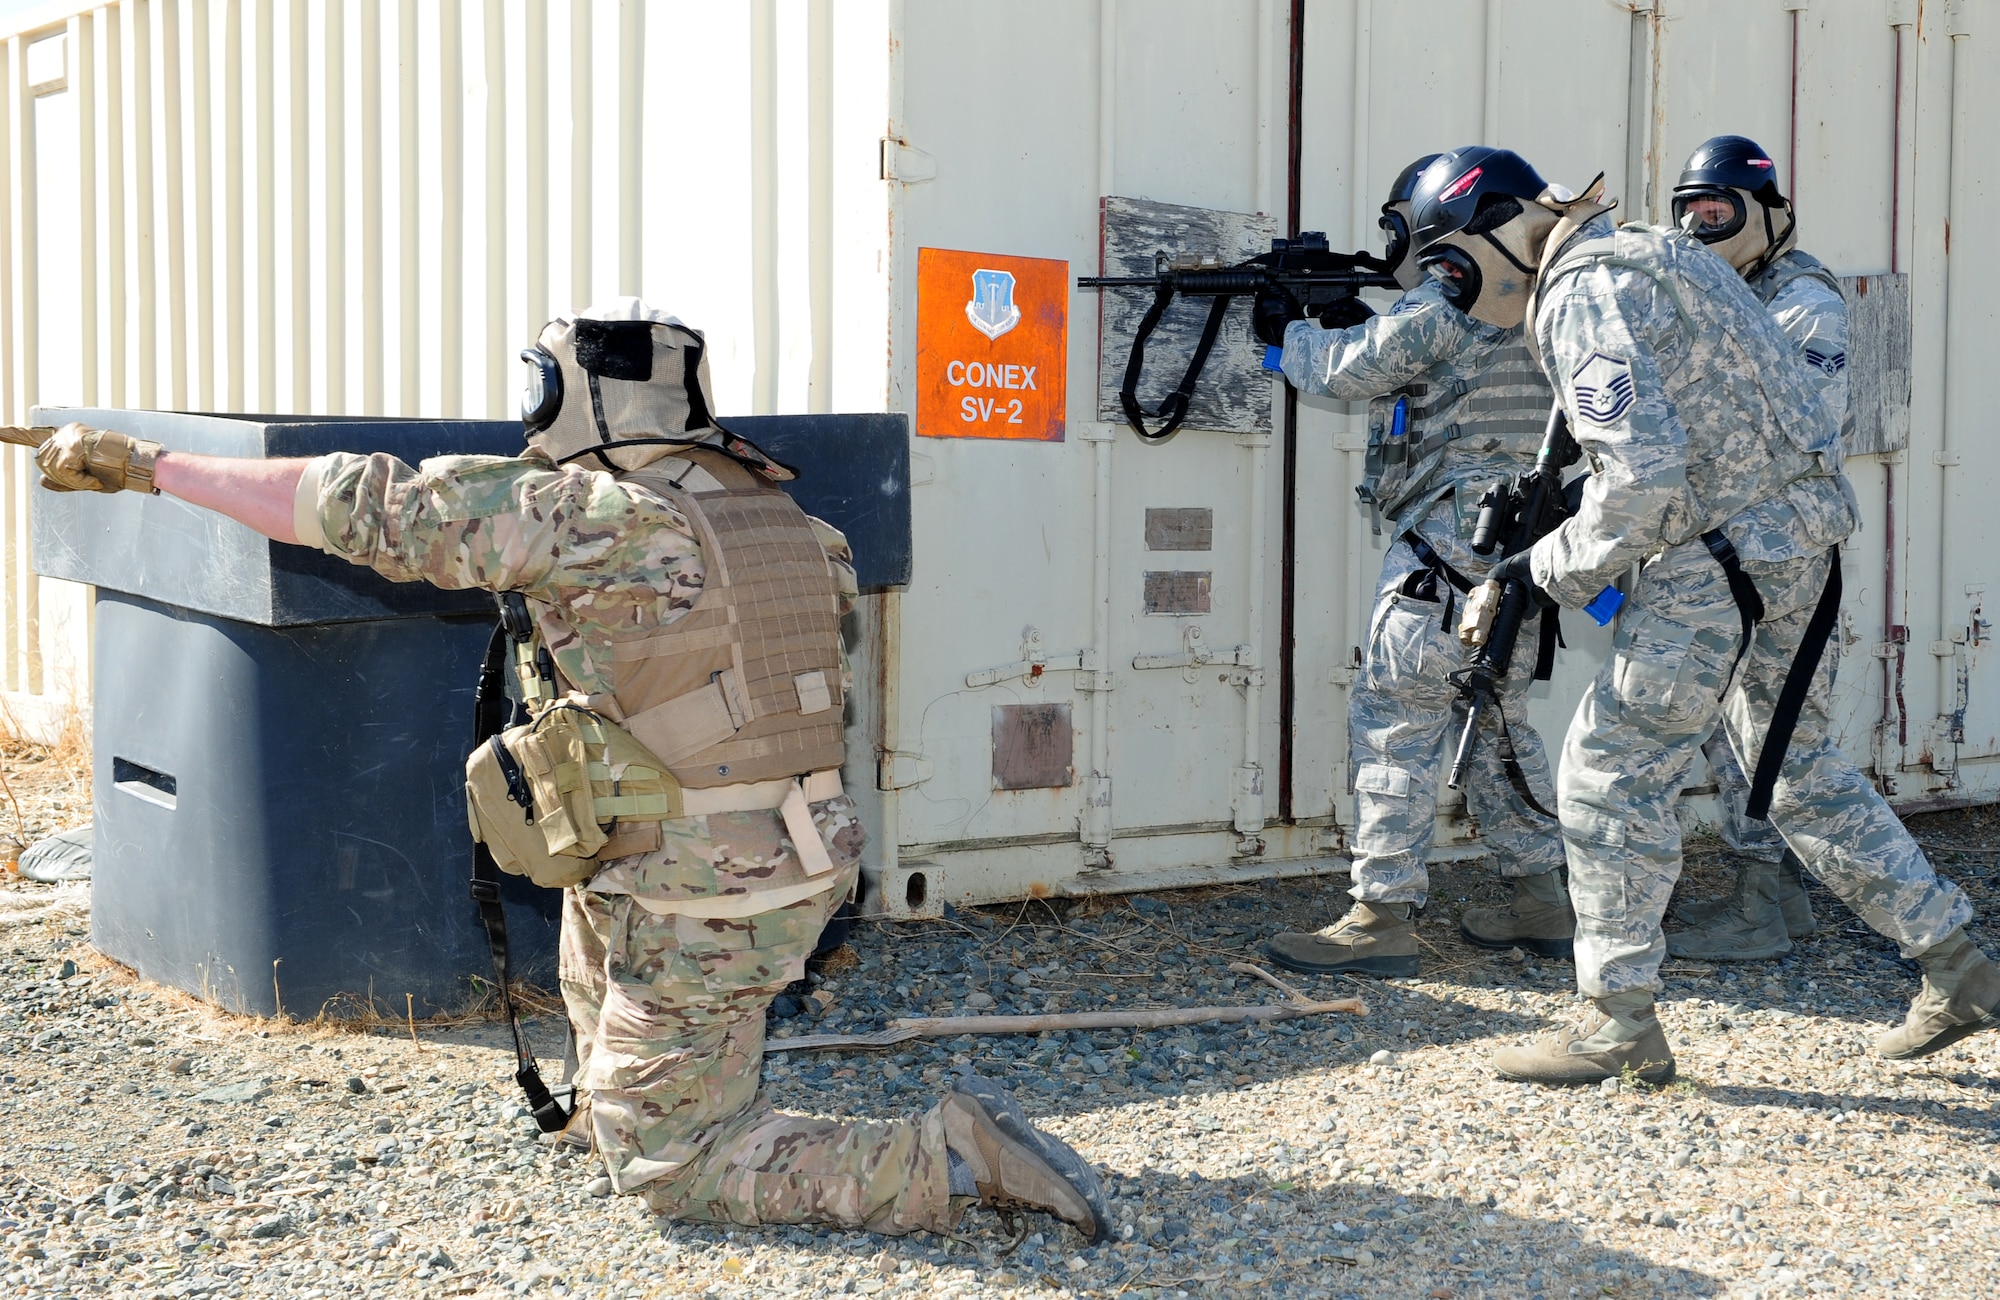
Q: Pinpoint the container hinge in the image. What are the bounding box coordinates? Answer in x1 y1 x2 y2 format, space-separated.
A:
1132 624 1253 684
965 627 1097 688
1934 449 1963 467
880 137 937 183
877 751 934 791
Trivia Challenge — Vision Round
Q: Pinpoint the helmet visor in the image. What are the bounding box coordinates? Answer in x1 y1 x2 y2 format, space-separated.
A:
1417 245 1483 313
1670 186 1748 245
1378 210 1412 269
520 347 563 432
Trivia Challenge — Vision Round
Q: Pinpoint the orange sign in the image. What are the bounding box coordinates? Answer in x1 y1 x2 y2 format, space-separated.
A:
916 247 1068 441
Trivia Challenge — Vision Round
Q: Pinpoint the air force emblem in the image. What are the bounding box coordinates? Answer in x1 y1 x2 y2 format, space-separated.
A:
966 269 1022 341
1803 346 1847 377
1573 351 1637 426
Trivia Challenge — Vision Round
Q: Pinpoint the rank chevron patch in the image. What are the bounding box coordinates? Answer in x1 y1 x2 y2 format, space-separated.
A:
1573 351 1637 426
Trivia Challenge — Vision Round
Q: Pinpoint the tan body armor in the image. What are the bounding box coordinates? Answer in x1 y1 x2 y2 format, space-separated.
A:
574 449 847 789
466 446 847 885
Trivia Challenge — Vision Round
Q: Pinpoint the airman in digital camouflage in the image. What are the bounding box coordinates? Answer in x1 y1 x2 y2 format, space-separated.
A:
1664 135 1851 962
34 299 1109 1243
1409 147 1998 1085
1255 153 1574 983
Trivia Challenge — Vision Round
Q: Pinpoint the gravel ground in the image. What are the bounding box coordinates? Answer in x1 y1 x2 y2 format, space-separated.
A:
2 732 1998 1299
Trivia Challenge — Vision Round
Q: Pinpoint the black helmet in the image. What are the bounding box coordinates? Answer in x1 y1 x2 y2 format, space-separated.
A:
1384 152 1445 211
1378 153 1444 271
1410 146 1549 252
1670 135 1794 275
1675 135 1785 206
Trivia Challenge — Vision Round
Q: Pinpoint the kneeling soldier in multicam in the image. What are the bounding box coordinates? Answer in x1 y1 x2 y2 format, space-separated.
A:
1407 148 1999 1084
34 298 1108 1242
1257 152 1575 982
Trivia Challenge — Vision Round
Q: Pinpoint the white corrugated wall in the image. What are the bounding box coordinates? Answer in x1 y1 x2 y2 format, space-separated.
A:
0 0 892 737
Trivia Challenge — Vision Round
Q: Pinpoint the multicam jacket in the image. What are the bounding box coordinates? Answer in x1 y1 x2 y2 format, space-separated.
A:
294 446 859 911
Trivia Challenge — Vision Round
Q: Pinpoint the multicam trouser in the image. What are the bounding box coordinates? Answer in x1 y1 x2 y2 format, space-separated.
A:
1561 540 1974 997
558 800 952 1234
1346 503 1567 905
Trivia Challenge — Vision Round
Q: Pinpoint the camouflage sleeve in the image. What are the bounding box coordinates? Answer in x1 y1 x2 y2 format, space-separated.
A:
306 451 705 617
1276 280 1475 399
1768 277 1850 435
807 515 860 617
1527 270 1691 607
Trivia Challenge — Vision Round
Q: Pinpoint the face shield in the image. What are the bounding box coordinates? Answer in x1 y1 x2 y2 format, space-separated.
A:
1671 184 1795 276
1378 202 1424 291
1414 196 1545 329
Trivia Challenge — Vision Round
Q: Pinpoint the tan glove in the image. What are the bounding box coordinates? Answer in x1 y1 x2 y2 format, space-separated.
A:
1459 580 1503 648
35 423 163 494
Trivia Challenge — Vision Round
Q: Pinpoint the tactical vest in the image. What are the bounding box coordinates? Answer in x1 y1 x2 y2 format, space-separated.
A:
1538 224 1839 548
1750 248 1841 307
539 448 846 791
1357 338 1550 524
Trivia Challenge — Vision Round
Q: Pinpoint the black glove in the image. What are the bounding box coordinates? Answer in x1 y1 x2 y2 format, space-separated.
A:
1315 296 1377 330
1489 550 1556 608
1252 285 1304 347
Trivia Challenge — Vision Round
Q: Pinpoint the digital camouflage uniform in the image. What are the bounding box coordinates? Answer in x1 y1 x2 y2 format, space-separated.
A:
1527 216 1972 999
1280 278 1565 905
296 448 952 1234
1701 248 1851 863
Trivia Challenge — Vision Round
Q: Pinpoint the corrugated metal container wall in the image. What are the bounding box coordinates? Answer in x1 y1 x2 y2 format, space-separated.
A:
0 0 893 735
1 0 1995 915
865 0 2000 916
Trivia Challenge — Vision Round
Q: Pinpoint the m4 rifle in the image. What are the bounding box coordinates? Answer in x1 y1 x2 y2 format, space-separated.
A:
1078 232 1398 442
1445 402 1582 810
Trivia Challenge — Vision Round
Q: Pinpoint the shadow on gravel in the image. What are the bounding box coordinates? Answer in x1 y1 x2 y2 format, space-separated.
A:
1693 1080 2000 1137
649 1160 1726 1299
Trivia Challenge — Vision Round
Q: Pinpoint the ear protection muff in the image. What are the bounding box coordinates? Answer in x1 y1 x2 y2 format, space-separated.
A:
520 347 563 433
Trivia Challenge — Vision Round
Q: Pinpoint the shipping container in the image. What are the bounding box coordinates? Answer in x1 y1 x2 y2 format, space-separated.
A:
0 1 1992 919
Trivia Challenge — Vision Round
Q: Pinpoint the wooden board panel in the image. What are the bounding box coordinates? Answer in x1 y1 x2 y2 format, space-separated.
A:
1095 195 1277 435
1839 273 1910 457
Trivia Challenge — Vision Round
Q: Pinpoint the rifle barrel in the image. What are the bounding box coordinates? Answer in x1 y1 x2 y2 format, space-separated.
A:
1447 691 1487 791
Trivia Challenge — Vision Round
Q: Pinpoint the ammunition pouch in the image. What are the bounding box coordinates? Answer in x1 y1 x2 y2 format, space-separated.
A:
466 702 684 888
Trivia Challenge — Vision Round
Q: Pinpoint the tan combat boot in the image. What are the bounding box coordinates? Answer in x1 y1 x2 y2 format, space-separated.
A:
942 1075 1109 1242
1264 900 1419 978
1666 856 1793 961
1491 991 1676 1086
1875 930 2000 1060
1460 870 1575 960
1671 849 1815 948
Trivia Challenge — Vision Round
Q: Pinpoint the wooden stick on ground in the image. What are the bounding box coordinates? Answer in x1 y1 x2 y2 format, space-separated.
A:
763 962 1367 1054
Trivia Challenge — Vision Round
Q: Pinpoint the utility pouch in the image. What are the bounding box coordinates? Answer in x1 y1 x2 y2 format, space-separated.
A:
466 703 685 888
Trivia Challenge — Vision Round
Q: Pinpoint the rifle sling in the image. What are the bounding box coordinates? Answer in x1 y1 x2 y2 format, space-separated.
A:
1743 547 1842 822
469 611 575 1135
1404 528 1561 683
1701 529 1766 702
1120 284 1233 442
1485 691 1559 823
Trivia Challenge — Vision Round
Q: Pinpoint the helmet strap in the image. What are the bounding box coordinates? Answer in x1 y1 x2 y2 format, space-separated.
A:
1744 204 1797 281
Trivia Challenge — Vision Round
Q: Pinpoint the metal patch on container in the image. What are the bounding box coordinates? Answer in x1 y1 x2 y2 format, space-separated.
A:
1144 507 1214 552
992 703 1075 790
1143 571 1213 615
